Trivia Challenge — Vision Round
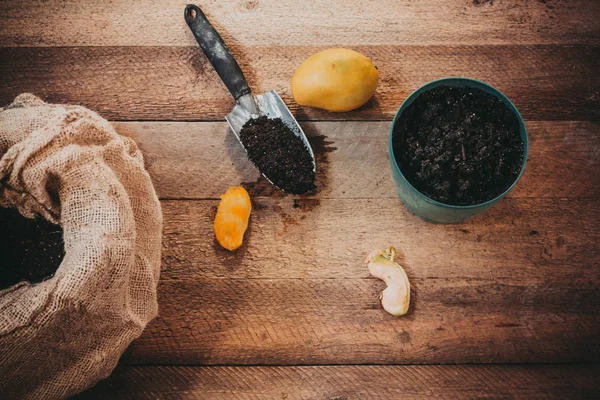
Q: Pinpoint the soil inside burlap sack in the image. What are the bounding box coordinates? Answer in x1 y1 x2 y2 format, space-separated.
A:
0 94 162 400
0 206 64 290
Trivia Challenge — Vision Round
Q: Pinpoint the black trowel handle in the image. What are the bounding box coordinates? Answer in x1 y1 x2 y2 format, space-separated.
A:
185 4 251 100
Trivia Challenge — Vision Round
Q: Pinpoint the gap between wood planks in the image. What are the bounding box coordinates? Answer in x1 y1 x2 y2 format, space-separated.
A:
103 361 600 367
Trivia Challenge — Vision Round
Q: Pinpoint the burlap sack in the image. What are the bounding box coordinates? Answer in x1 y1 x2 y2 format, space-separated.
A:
0 94 162 399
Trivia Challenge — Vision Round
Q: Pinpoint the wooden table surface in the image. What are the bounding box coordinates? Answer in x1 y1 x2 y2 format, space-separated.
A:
1 0 599 398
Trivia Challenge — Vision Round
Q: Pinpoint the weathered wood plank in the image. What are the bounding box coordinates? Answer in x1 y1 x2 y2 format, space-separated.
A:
123 277 599 365
117 198 600 365
2 0 598 47
1 46 598 121
113 121 600 200
158 198 600 280
76 364 600 400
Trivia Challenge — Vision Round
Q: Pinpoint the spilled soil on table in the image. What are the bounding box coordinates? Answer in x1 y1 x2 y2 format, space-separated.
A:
238 133 337 238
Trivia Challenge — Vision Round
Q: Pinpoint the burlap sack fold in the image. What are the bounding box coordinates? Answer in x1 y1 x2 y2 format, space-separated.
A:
0 94 162 399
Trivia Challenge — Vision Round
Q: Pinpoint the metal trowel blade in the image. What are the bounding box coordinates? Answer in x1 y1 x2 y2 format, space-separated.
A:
226 90 317 189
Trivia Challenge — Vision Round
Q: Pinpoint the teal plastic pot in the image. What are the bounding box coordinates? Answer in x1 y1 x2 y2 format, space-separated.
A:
389 77 528 224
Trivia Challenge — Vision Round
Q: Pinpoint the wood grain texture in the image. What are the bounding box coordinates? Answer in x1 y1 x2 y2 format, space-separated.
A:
115 198 600 365
2 0 599 47
123 277 599 365
76 364 600 400
158 197 600 280
1 46 598 121
112 121 600 200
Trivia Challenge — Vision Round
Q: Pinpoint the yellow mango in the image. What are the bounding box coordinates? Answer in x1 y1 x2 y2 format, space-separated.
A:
291 48 379 112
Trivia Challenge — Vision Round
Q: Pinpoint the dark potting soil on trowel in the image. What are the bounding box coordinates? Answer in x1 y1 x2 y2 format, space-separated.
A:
392 85 524 206
0 207 64 290
239 116 316 195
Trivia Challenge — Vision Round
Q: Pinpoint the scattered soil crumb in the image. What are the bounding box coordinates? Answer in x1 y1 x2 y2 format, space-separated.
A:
473 0 495 6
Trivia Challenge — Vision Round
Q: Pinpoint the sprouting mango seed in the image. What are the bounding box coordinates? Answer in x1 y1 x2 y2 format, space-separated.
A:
366 247 410 316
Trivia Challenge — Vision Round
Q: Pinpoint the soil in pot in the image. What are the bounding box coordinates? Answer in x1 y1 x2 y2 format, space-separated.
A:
0 207 64 290
239 116 316 195
392 85 525 206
